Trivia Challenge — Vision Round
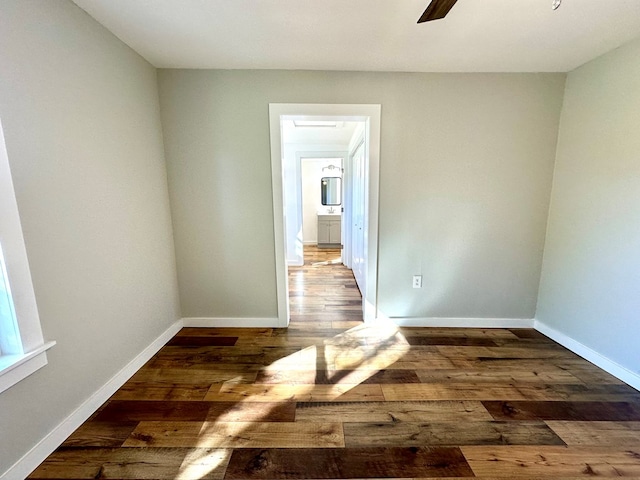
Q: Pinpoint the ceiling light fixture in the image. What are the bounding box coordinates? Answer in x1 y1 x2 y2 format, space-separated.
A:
293 121 339 128
552 0 561 10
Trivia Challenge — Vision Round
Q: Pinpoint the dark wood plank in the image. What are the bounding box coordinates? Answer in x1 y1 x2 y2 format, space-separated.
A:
206 401 296 422
224 447 474 479
272 327 351 337
399 327 518 339
362 369 422 384
295 400 493 423
61 421 138 447
123 421 344 448
343 421 565 447
166 336 238 346
385 382 640 402
509 328 551 339
546 421 640 445
381 383 552 401
437 345 580 360
28 447 230 479
111 382 210 401
462 445 640 476
128 366 257 384
94 399 296 423
94 400 212 422
554 384 631 401
236 336 330 347
254 368 420 385
561 361 628 384
150 346 305 367
205 383 385 402
144 359 262 372
415 365 582 384
405 336 499 347
450 356 584 369
176 327 272 337
483 400 640 421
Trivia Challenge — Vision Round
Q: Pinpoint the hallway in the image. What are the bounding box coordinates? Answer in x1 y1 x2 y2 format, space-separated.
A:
28 247 640 478
287 246 363 326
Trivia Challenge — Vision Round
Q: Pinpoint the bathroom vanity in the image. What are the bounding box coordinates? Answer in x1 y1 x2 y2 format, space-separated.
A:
317 214 341 248
318 174 342 248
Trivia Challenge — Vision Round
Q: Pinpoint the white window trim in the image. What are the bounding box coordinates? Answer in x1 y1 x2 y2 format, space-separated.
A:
0 118 55 394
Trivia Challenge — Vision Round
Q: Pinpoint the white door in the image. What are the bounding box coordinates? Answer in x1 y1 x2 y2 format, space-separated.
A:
351 141 366 294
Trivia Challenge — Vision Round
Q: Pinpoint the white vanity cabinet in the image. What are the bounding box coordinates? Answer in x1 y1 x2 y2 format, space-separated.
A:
317 215 341 247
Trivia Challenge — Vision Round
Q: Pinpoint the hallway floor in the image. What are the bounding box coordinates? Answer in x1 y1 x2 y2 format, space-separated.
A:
29 246 640 478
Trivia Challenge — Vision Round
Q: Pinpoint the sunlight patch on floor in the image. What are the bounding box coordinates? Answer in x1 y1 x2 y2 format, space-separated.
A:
183 321 410 478
311 256 343 266
326 322 409 372
176 448 230 480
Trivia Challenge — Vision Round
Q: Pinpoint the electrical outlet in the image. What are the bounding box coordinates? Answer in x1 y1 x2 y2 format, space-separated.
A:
412 275 422 288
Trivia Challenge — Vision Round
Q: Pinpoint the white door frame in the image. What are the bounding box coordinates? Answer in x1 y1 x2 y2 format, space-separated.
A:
269 104 381 326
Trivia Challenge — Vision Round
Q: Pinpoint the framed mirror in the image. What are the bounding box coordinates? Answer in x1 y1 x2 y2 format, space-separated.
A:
321 177 341 205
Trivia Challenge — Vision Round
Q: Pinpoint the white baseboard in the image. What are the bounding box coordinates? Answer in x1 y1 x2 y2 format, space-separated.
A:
182 317 281 328
2 319 183 480
388 317 535 328
534 319 640 391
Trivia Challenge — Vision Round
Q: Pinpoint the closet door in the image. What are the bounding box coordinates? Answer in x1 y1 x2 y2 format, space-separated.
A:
351 141 366 294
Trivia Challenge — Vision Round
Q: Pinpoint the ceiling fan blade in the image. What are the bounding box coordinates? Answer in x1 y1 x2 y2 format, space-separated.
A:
417 0 459 23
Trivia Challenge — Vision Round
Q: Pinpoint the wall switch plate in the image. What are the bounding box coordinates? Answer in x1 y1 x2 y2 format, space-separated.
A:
412 275 422 288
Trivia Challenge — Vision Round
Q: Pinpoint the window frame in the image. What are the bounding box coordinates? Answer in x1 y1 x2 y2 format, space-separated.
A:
0 242 21 356
0 117 54 394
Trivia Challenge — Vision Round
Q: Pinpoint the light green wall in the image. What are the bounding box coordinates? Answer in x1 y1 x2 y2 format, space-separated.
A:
0 1 180 473
158 69 566 319
537 36 640 373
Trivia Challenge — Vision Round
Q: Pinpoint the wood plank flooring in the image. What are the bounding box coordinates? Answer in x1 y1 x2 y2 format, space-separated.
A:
29 246 640 479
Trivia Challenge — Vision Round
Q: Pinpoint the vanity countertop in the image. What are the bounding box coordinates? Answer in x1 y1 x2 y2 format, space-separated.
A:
317 209 341 216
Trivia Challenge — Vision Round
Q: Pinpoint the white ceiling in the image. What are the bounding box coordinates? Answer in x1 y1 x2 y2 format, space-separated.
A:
71 0 640 73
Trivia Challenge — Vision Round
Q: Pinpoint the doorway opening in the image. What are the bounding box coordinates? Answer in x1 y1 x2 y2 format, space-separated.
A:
269 104 381 327
302 157 343 251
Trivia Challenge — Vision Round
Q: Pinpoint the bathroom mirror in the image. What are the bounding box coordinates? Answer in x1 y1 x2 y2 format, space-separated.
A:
321 177 341 206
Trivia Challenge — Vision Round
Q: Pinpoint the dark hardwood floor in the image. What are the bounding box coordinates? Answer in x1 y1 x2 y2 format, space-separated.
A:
29 246 640 478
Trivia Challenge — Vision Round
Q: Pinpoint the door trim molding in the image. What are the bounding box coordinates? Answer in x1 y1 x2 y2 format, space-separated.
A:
269 104 381 326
